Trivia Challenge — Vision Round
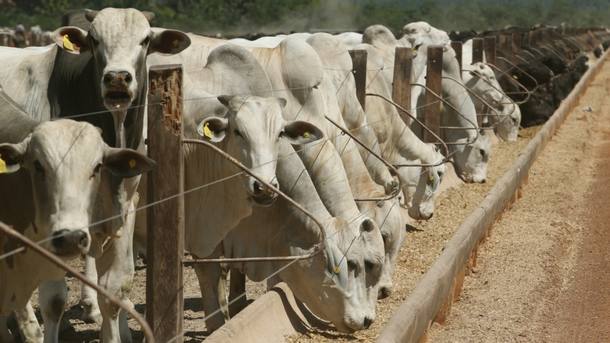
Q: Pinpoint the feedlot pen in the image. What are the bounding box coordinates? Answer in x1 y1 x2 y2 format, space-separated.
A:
17 38 609 343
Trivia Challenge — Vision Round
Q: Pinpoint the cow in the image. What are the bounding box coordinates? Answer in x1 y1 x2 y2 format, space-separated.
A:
198 141 385 332
0 89 154 342
0 7 190 341
395 23 491 184
463 62 521 142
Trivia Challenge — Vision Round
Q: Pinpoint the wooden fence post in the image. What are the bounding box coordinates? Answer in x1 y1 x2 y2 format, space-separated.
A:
472 38 484 63
511 32 522 54
349 49 368 109
423 46 443 143
484 36 496 65
451 41 462 70
392 47 413 124
146 64 185 342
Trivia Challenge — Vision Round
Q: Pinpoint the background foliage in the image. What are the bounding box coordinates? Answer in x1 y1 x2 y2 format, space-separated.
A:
1 0 609 34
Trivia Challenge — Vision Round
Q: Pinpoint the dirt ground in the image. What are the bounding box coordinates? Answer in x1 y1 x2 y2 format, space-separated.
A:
428 60 610 343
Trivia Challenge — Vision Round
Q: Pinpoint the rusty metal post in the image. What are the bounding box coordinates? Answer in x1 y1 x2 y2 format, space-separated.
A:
349 49 367 109
392 47 413 124
451 41 462 70
423 46 443 143
146 64 185 342
472 38 484 63
484 36 496 65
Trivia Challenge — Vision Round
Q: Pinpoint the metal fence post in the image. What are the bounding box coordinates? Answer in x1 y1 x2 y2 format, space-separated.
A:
423 46 443 143
146 64 185 342
472 38 484 63
349 49 368 109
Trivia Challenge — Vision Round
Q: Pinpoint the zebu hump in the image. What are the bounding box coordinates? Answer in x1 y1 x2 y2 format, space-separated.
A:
206 44 272 97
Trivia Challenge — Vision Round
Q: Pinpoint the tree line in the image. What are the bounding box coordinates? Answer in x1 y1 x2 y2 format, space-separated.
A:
2 0 609 35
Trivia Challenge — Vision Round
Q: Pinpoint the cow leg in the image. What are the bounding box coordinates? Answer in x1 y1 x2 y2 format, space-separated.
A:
14 300 43 343
192 245 227 333
80 255 102 324
39 279 67 343
97 200 136 343
228 268 247 316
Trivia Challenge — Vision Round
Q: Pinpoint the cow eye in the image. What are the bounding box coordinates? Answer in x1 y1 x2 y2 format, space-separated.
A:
140 36 150 46
480 149 487 159
91 163 102 179
89 35 99 46
364 260 375 272
233 129 242 138
34 160 45 176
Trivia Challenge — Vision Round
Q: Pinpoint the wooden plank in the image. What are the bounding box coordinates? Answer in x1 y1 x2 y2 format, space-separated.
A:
349 49 367 109
423 45 443 143
392 47 413 124
484 36 496 65
146 64 185 342
472 38 484 63
451 41 462 70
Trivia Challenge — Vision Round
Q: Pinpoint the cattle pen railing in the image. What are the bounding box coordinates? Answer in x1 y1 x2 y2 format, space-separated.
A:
0 25 608 342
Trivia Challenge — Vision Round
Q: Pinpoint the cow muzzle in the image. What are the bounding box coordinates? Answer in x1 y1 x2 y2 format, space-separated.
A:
247 179 278 207
102 70 135 110
51 229 91 258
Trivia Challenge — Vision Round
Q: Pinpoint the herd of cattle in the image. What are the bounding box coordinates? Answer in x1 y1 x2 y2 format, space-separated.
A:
0 7 606 342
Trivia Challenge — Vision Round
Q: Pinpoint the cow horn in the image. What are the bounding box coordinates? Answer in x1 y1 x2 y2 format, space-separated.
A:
142 11 156 22
84 9 99 22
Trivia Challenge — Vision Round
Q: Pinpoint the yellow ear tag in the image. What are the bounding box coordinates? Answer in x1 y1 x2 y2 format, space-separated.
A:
428 174 434 183
303 131 310 139
63 35 75 51
0 156 6 174
203 122 213 140
128 159 136 169
333 265 341 274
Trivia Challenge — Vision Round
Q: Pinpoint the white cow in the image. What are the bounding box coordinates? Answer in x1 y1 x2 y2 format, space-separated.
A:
199 141 384 332
463 62 521 142
395 22 491 183
0 90 154 342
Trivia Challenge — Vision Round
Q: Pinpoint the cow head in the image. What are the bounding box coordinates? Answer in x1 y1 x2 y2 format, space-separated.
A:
401 21 450 50
198 95 323 206
370 199 404 299
282 217 384 332
452 129 491 183
407 148 446 220
466 62 521 142
0 120 154 258
53 8 190 146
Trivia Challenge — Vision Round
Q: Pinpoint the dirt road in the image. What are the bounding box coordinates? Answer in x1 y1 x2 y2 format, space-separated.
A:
429 60 610 343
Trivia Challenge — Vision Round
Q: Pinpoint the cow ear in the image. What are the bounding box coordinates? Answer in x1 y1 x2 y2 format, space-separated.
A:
0 136 30 174
103 148 156 179
281 120 324 145
54 26 89 55
197 117 228 143
149 29 190 55
84 9 99 22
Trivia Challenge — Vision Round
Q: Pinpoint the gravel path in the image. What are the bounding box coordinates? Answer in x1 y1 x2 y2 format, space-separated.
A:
428 59 610 343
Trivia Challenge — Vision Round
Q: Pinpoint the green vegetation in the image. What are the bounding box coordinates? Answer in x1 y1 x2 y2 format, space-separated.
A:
1 0 609 35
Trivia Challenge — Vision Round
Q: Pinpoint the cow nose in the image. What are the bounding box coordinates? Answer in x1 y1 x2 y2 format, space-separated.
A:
103 71 133 86
363 317 373 329
51 229 90 256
